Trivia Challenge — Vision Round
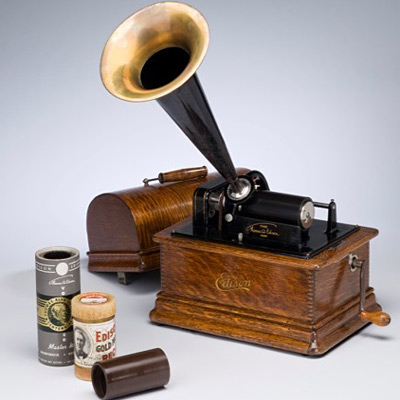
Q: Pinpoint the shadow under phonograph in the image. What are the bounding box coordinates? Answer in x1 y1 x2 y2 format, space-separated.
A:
91 268 162 295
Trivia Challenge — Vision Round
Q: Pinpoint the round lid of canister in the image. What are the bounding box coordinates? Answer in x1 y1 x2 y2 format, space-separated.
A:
72 292 116 321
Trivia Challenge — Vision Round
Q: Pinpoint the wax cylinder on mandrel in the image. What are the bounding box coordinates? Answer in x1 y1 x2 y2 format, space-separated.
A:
36 246 81 366
72 293 116 381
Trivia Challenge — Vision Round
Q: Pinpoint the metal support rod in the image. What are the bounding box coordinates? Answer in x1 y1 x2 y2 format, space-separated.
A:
352 258 366 311
313 202 329 209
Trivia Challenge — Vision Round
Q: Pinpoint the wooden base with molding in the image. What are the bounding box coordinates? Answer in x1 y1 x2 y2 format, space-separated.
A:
150 220 384 355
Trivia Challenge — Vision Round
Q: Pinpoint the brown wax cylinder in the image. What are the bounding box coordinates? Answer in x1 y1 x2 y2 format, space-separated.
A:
91 348 170 399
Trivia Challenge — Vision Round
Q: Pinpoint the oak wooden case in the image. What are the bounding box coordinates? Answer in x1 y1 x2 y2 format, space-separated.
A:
150 220 383 355
86 169 248 277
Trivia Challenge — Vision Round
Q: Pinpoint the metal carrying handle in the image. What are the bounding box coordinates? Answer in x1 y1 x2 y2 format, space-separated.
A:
349 254 391 326
143 166 208 186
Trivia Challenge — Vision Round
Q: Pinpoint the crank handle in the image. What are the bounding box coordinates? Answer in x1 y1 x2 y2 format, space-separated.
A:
143 166 207 186
349 254 391 327
360 310 391 327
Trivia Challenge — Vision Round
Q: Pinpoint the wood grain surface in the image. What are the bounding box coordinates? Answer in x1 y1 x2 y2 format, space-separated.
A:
87 168 249 273
150 222 383 355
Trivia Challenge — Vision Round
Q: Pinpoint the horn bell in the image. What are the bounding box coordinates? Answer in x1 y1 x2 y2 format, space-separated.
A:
100 2 209 102
100 2 238 187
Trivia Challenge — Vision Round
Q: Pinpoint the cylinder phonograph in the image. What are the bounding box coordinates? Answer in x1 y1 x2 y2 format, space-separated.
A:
99 2 390 354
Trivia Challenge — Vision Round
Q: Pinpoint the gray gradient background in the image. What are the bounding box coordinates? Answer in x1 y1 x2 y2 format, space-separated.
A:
1 0 399 399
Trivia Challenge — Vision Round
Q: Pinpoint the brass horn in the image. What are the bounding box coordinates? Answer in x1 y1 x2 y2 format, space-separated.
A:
100 2 238 187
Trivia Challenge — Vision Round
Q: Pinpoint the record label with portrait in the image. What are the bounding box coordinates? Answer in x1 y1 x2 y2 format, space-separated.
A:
73 319 116 368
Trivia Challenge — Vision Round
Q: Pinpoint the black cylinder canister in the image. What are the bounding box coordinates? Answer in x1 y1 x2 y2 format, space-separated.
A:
36 246 80 366
239 191 314 229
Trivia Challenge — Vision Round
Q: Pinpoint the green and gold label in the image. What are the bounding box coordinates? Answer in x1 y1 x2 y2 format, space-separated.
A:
37 296 72 332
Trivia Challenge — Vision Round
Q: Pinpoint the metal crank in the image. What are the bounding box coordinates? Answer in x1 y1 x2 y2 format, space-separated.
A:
349 254 391 326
